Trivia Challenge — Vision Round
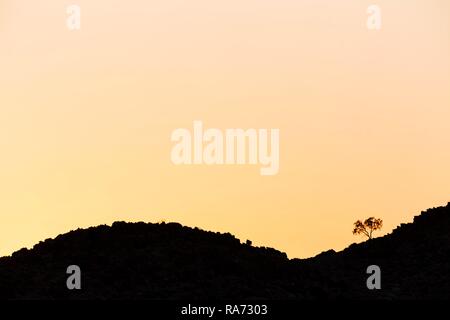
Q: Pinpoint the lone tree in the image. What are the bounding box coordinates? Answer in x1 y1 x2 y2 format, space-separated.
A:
353 217 383 240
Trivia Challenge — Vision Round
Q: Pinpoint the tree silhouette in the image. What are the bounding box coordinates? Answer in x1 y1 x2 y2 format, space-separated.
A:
353 217 383 240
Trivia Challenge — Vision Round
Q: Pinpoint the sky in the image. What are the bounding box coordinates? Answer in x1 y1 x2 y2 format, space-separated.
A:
0 0 449 258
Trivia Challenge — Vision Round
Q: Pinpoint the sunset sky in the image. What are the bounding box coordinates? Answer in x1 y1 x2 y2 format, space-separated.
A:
1 0 449 258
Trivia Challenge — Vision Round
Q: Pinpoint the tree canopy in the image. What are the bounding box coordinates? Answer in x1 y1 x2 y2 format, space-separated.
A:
353 217 383 240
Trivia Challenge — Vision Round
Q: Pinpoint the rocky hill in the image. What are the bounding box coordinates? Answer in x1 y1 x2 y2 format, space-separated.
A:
0 203 449 299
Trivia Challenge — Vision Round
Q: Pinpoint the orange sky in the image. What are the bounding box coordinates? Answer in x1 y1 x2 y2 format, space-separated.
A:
1 0 449 258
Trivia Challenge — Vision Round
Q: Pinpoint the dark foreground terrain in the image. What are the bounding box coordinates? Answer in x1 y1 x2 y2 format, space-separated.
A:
1 203 449 299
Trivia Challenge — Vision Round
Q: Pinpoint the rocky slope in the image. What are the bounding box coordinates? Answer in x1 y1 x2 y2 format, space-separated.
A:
0 203 449 299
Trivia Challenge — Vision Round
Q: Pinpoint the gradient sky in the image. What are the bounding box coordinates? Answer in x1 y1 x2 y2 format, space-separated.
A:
1 0 449 258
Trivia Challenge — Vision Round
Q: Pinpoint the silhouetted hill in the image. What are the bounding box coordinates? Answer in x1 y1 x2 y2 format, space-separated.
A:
1 203 450 299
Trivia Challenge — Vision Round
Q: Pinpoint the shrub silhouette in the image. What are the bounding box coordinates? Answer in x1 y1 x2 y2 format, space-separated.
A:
352 217 383 240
